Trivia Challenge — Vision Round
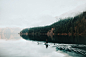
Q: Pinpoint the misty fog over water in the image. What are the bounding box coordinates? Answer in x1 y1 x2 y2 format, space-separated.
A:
0 28 86 57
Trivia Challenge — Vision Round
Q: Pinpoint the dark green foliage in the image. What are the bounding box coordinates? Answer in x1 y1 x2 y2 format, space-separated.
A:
50 18 75 33
51 12 86 34
28 26 51 33
21 28 29 33
23 11 86 35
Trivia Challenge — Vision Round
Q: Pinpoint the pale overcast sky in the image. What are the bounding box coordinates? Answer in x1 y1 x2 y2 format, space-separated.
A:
0 0 86 28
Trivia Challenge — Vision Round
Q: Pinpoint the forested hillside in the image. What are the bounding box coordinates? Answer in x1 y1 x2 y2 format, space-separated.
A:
21 11 86 36
53 11 86 35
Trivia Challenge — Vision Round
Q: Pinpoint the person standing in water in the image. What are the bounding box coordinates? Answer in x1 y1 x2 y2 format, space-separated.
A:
45 39 48 48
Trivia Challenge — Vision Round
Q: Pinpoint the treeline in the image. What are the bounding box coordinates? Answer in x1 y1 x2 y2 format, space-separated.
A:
20 28 29 33
28 26 51 34
52 11 86 35
21 11 86 35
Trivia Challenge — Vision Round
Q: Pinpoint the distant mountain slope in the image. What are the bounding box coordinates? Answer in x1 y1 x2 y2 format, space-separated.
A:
0 28 21 40
0 28 21 34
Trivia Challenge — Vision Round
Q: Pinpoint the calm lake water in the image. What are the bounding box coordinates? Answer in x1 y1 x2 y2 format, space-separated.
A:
0 32 86 57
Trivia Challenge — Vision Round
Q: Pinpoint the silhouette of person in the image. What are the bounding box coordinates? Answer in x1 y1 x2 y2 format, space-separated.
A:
45 39 48 48
54 43 55 45
46 45 48 48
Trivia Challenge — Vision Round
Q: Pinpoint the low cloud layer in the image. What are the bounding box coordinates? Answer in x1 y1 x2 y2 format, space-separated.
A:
0 0 86 28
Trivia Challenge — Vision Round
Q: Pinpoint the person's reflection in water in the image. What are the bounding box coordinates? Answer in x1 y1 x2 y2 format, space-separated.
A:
54 43 55 45
45 39 48 48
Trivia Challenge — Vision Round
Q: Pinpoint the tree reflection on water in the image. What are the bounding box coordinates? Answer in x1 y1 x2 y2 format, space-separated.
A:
21 34 86 45
20 34 86 56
